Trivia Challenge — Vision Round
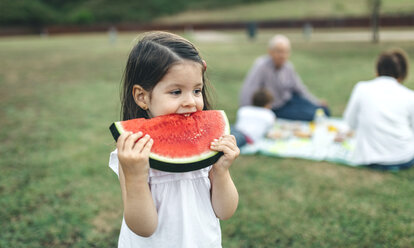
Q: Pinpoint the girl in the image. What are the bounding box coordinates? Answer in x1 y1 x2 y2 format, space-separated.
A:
232 88 276 147
108 31 239 247
344 49 414 171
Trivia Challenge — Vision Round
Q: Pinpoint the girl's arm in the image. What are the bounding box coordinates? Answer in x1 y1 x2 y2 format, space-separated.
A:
209 135 239 220
117 132 158 237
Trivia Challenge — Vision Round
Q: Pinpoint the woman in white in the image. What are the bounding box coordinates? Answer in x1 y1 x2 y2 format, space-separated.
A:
344 49 414 170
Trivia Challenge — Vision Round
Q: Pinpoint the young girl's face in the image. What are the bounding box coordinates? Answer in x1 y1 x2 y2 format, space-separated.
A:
147 61 204 118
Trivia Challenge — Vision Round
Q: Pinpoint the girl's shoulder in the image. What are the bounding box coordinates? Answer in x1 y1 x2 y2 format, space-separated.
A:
239 105 274 116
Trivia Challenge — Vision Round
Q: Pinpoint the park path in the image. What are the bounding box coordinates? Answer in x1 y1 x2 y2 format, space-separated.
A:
191 29 414 43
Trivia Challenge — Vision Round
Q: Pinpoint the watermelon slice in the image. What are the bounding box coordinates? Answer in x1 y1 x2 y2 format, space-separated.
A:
109 110 230 172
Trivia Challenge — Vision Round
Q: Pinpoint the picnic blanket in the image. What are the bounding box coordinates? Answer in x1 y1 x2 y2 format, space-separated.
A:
240 118 360 166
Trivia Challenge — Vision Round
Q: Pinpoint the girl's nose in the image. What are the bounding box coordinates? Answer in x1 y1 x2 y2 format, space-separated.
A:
182 93 196 107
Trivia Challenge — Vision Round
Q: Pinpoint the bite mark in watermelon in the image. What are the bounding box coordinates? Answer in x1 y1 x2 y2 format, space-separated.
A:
109 110 230 172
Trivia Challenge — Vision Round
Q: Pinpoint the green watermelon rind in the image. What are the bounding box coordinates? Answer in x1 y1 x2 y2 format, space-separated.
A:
109 110 230 172
149 152 224 173
109 121 125 142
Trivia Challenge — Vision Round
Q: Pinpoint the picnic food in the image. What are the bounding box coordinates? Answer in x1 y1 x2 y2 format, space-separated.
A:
109 110 230 172
293 130 312 138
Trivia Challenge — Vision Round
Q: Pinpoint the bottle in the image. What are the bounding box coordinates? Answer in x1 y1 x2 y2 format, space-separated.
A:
312 108 329 148
314 108 327 126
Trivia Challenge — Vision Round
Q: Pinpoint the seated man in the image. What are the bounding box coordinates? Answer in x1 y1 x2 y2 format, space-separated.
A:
239 34 329 121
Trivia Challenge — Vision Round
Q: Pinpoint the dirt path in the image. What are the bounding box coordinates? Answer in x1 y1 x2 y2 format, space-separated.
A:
190 29 414 43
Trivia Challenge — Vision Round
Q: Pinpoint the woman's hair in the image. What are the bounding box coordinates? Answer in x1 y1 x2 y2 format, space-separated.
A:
121 31 213 120
376 48 409 82
252 88 274 107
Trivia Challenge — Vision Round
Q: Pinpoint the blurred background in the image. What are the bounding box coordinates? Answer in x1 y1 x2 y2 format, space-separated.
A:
1 0 414 247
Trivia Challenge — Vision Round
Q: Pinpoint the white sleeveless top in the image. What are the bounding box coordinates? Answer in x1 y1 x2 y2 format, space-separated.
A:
109 149 222 248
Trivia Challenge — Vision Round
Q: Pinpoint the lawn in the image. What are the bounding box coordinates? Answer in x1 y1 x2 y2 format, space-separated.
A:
154 0 414 24
1 30 414 247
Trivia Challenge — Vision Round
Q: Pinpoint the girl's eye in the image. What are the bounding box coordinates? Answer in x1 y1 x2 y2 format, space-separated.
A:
194 89 202 95
170 90 181 95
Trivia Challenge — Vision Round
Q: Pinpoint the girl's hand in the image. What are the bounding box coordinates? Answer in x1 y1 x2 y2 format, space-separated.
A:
210 135 239 171
117 131 154 180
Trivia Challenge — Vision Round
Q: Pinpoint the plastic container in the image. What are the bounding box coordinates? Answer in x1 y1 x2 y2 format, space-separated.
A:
312 108 330 148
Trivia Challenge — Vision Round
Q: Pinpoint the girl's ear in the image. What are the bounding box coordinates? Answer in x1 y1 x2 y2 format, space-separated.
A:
132 85 150 110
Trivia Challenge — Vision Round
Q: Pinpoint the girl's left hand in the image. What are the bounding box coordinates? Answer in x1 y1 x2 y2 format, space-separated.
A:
210 135 240 170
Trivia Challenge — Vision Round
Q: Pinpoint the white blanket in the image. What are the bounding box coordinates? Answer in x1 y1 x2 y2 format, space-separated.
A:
240 118 359 166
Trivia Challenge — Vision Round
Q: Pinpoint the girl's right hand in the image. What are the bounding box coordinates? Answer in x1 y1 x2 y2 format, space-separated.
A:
117 131 154 180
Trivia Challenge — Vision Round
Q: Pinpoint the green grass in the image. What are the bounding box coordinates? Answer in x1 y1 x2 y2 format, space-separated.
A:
1 30 414 247
154 0 414 24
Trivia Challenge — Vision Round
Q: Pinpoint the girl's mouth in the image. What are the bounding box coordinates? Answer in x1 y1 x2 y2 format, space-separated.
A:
180 112 195 117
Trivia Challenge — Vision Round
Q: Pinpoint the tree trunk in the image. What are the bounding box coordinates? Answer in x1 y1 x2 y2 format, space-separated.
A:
371 0 381 43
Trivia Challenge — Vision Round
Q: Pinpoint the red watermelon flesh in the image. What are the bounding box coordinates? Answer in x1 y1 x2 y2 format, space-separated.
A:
109 110 230 172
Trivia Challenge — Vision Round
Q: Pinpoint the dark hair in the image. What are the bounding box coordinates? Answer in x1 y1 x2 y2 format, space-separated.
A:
252 88 274 107
376 49 409 82
121 31 212 120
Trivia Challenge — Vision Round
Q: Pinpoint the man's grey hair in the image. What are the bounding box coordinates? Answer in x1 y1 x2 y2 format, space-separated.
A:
268 34 291 50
